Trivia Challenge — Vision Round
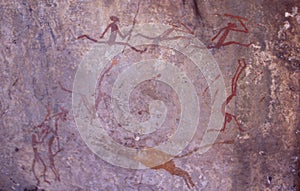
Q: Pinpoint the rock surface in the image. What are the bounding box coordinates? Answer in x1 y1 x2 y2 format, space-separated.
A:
0 0 299 190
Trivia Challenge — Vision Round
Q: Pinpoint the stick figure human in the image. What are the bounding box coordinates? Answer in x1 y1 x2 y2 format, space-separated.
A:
208 14 252 49
77 16 146 53
221 59 246 131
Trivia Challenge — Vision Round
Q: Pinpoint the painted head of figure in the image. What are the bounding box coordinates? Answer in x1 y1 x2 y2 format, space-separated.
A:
110 16 120 22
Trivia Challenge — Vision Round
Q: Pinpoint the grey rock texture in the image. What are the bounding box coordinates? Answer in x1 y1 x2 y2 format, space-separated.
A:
0 0 299 190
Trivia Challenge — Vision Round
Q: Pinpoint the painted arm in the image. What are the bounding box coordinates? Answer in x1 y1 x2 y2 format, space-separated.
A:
100 23 112 38
118 30 127 39
224 14 249 33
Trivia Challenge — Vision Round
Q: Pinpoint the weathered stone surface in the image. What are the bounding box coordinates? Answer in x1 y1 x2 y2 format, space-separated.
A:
0 0 299 190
